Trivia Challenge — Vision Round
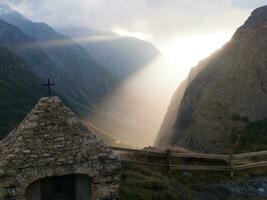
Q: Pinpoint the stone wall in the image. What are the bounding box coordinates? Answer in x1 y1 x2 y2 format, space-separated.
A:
0 97 121 200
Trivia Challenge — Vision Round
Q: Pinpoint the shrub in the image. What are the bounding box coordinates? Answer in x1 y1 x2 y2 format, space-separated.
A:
231 113 250 123
239 118 267 151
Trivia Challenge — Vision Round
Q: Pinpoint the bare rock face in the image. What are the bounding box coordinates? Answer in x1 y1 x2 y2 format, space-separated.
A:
0 97 120 200
157 6 267 153
155 61 208 148
241 5 267 30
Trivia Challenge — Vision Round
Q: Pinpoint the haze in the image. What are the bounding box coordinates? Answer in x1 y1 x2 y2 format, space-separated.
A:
4 0 267 147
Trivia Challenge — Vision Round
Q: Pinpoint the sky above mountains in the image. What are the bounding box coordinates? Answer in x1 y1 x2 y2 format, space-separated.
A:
3 0 267 91
3 0 267 42
3 0 267 74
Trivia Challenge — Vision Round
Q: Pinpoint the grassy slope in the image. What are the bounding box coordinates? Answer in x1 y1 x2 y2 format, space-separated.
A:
119 117 267 199
120 163 267 200
120 163 233 200
238 118 267 152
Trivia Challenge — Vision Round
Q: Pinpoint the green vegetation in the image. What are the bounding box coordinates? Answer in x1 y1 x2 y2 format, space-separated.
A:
120 164 174 200
231 113 249 123
120 163 267 200
239 118 267 151
120 163 232 200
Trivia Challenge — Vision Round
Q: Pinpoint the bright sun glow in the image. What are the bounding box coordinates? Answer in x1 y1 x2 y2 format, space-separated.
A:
112 29 232 81
113 28 154 41
161 32 233 78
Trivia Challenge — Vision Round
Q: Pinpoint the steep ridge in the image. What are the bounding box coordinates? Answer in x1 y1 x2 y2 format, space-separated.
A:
58 27 161 80
157 6 267 153
155 59 210 147
0 19 56 80
0 47 44 138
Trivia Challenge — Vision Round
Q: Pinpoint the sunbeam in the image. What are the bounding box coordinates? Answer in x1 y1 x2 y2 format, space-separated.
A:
86 32 232 147
87 55 183 147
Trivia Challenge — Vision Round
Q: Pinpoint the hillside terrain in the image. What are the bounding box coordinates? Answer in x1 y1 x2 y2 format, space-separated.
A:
157 6 267 153
0 47 44 138
156 60 210 148
0 19 57 80
0 4 117 112
120 163 267 200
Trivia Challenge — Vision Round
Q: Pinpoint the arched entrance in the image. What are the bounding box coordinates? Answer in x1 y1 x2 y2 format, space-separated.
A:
26 174 91 200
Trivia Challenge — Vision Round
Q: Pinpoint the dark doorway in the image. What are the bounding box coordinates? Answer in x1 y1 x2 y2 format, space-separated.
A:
41 175 75 200
26 174 91 200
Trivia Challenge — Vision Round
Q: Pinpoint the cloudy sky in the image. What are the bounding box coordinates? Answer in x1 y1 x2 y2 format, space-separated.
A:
3 0 267 42
3 0 267 71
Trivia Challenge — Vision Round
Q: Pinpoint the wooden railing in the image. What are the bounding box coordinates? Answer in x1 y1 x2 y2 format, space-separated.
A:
109 146 267 175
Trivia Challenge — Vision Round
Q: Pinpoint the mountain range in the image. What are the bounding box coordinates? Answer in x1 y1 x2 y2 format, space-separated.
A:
58 27 160 80
0 3 160 139
0 4 116 110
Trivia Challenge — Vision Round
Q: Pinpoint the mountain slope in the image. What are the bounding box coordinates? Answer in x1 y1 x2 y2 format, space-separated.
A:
155 54 219 148
0 47 44 138
157 5 267 153
58 27 161 80
0 4 117 113
0 19 56 80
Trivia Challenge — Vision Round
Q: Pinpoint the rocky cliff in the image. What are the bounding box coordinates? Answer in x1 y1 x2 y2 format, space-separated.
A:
155 60 209 148
157 5 267 153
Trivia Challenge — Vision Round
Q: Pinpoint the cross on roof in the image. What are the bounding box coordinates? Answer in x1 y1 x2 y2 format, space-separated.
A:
43 78 55 97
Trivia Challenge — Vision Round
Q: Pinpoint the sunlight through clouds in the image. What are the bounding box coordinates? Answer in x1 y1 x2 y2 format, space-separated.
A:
161 32 233 77
113 28 154 42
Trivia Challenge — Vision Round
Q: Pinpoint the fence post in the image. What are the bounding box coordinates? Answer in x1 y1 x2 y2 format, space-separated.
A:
228 155 234 178
166 149 171 174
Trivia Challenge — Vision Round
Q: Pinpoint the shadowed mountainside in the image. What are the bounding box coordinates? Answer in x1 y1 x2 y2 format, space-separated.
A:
58 27 161 80
0 4 117 111
0 47 44 138
155 60 209 148
157 5 267 153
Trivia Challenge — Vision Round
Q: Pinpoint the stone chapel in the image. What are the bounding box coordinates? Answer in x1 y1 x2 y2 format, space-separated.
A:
0 97 120 200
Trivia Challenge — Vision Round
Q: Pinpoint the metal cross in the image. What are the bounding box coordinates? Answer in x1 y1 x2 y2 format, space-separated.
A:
43 78 55 97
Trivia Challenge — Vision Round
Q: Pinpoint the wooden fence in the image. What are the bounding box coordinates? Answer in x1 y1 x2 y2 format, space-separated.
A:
109 146 267 175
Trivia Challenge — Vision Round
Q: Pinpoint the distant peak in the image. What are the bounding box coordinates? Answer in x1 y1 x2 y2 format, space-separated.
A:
252 5 267 15
241 5 267 30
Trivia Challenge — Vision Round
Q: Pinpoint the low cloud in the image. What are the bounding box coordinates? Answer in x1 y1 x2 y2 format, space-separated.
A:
231 0 267 9
3 0 267 44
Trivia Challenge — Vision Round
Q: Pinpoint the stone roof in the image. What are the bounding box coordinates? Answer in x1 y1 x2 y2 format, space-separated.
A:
0 97 120 199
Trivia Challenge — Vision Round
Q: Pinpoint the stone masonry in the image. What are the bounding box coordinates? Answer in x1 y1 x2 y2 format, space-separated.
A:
0 97 121 200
